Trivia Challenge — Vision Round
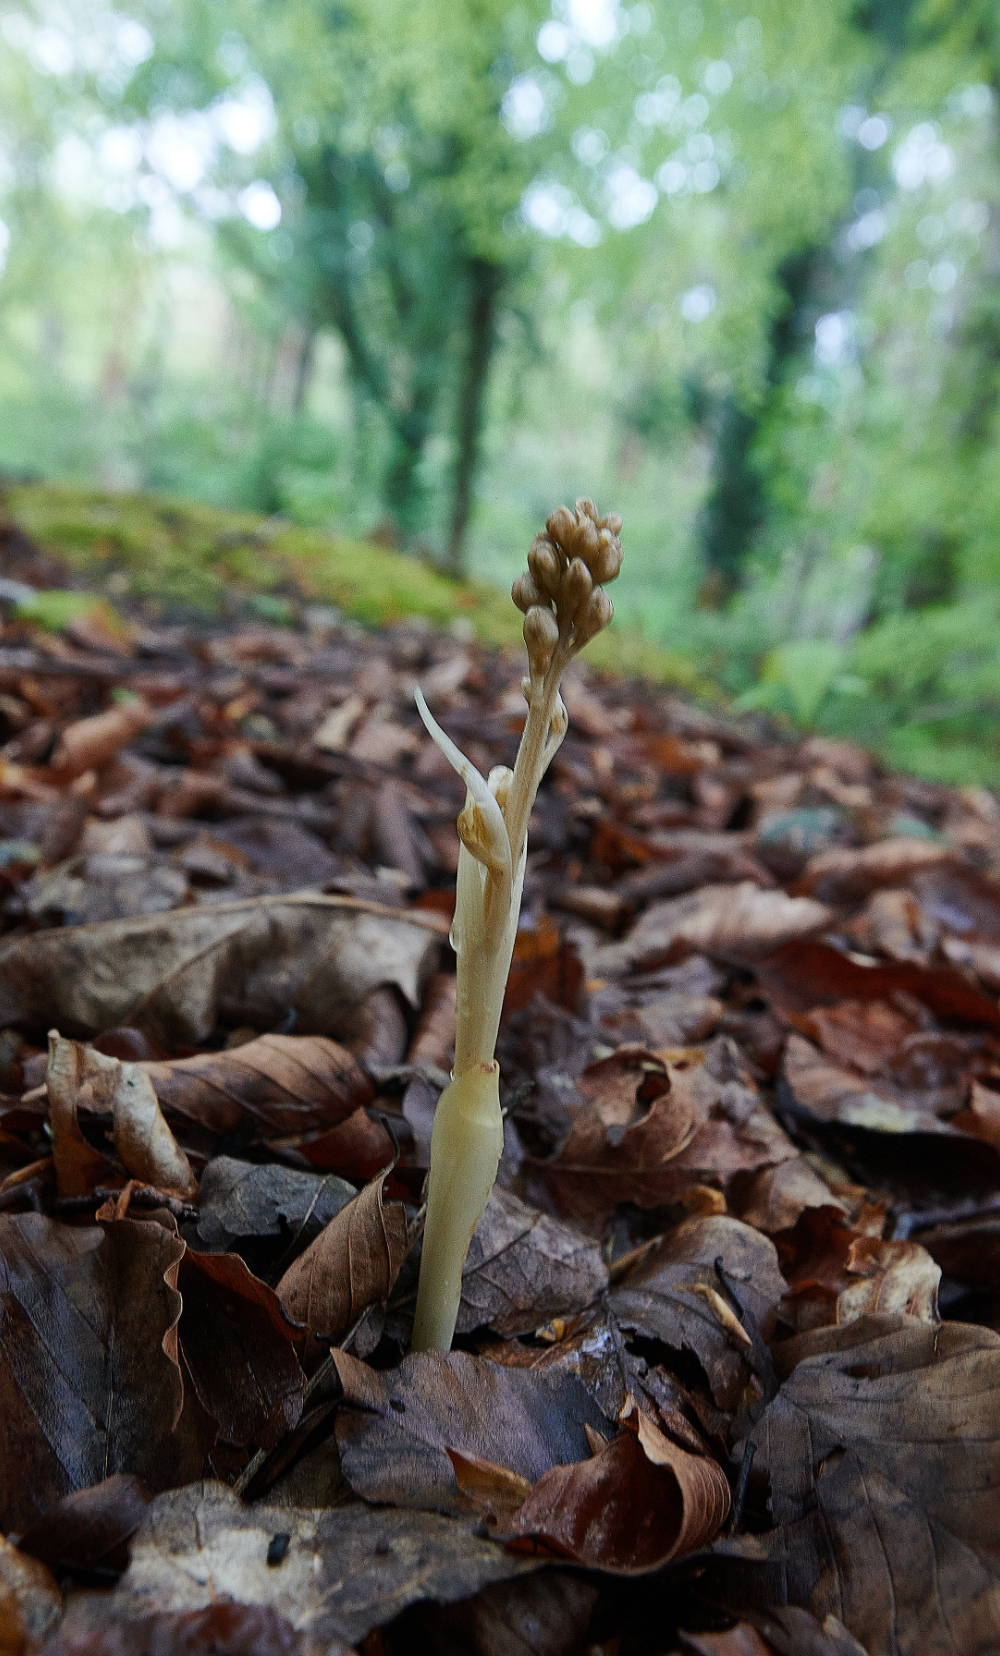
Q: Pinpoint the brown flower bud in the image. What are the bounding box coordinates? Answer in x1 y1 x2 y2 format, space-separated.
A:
571 515 601 565
574 586 613 647
511 572 542 613
591 533 623 585
558 556 593 622
545 506 576 550
575 496 599 522
528 539 562 598
523 603 560 678
600 512 623 535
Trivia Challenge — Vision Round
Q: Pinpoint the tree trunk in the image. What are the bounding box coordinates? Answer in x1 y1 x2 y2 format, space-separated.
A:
445 259 503 577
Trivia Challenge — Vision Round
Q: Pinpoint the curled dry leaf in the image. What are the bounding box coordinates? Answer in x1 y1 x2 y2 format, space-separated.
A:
591 882 832 978
456 1186 609 1338
47 1034 196 1198
75 1481 536 1647
719 1316 1000 1656
0 1214 203 1531
141 1033 373 1144
276 1163 407 1357
332 1349 610 1516
779 1208 940 1332
609 1216 786 1412
0 895 442 1046
50 698 153 780
540 1044 817 1230
504 1401 730 1574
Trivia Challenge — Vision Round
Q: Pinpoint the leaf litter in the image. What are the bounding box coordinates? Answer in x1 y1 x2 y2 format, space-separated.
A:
2 525 1000 1651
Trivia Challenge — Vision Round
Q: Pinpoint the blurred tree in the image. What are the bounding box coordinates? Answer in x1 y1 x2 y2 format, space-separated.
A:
129 0 547 567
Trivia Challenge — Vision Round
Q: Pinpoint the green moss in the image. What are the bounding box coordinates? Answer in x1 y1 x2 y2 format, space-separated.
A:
1 480 708 693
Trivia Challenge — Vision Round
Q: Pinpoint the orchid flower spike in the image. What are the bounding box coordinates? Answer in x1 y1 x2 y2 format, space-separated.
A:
411 500 622 1352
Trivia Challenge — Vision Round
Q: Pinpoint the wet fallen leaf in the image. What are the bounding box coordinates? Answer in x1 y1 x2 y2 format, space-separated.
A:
504 1400 729 1573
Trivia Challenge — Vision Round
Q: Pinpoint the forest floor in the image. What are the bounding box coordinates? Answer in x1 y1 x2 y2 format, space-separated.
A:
0 490 999 1656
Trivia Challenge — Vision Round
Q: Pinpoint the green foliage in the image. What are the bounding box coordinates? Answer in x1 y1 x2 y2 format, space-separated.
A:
1 0 1000 782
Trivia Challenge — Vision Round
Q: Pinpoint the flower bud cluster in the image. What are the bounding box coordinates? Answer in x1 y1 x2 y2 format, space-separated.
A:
511 498 622 677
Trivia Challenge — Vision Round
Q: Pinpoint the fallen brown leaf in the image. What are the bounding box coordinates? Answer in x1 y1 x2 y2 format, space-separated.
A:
66 1480 536 1647
16 1474 151 1581
718 1315 1000 1654
0 895 442 1046
332 1348 610 1516
609 1216 786 1412
44 1601 354 1656
178 1250 305 1452
141 1033 373 1144
276 1163 407 1358
792 836 951 905
455 1187 608 1338
505 1400 730 1573
195 1156 356 1255
47 1033 197 1198
0 1215 204 1530
50 699 153 780
591 883 832 977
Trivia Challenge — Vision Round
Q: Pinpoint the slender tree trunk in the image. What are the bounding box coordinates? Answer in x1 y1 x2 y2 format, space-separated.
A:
445 259 502 577
292 324 318 414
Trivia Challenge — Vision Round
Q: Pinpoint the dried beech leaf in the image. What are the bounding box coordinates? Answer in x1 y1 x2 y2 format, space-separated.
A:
46 1033 114 1198
178 1251 305 1452
591 882 832 977
74 1481 536 1647
17 1474 151 1580
47 1034 196 1198
0 896 442 1045
404 1571 599 1656
609 1216 786 1411
505 1401 729 1573
276 1164 407 1354
456 1187 608 1338
719 1316 1000 1655
51 700 153 780
142 1034 373 1143
195 1157 356 1253
332 1349 610 1515
0 1215 203 1531
793 837 952 905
